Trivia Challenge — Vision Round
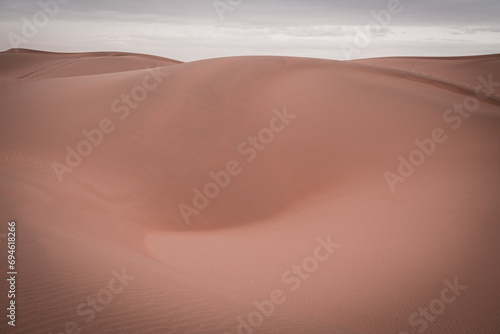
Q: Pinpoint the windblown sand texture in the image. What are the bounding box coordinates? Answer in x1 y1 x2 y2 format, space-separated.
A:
1 49 499 333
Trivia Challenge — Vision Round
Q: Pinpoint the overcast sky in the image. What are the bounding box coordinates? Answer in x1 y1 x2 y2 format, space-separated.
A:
0 0 499 61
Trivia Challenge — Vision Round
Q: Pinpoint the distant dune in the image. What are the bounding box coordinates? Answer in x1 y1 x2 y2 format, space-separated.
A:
1 49 499 334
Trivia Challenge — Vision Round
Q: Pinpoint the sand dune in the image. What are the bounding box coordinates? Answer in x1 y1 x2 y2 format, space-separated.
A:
1 49 499 333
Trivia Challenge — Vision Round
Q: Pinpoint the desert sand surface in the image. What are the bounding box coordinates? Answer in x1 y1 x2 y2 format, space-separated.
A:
1 49 499 334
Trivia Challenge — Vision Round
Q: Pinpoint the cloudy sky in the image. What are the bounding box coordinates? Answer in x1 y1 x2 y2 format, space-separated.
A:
0 0 499 61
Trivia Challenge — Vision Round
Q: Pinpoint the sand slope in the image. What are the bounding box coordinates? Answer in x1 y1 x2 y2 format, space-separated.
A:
1 49 499 333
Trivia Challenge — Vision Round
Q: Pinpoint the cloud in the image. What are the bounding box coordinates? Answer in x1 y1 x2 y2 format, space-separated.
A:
0 0 498 60
2 0 500 26
462 26 500 34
